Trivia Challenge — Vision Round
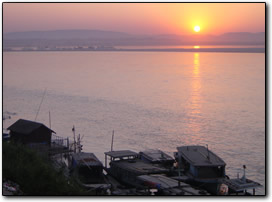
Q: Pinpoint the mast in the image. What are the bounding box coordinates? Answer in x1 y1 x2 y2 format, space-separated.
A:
111 130 114 151
49 111 51 129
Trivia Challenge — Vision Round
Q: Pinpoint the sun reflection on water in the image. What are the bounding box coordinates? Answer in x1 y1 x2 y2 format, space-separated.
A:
193 53 200 76
188 53 203 140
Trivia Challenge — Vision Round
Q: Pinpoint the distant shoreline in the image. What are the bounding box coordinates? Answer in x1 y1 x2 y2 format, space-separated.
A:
3 47 265 53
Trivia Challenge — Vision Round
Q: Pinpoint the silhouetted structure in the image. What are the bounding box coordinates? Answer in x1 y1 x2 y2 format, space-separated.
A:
7 119 55 145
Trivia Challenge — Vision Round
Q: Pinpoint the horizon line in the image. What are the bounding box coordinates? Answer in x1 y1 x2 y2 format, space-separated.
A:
3 29 265 37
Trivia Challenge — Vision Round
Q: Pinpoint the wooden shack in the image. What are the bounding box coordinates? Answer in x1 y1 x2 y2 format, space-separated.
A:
7 119 55 145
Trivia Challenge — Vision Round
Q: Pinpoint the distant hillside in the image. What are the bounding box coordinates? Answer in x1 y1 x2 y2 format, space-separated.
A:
216 32 265 43
3 29 265 47
149 32 265 45
4 29 132 39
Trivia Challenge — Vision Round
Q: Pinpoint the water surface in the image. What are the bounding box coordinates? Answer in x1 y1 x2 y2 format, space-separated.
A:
3 51 265 194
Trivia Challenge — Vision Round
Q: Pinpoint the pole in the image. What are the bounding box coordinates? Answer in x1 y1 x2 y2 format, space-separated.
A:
49 111 51 129
111 130 114 151
206 144 210 160
78 134 81 153
67 138 69 150
72 126 76 153
178 151 181 187
105 154 107 169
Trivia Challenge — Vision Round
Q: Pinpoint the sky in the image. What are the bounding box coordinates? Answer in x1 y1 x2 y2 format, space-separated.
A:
3 3 265 35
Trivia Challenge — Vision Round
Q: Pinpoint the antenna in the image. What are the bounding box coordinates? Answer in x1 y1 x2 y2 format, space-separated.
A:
111 130 114 151
34 88 47 121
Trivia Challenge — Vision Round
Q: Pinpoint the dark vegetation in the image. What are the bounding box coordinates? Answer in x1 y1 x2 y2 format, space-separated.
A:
2 141 87 195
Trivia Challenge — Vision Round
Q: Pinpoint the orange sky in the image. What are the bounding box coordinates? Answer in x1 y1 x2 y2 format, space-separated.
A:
3 3 265 35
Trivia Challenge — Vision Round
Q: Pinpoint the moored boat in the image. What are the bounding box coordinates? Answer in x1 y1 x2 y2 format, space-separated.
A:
173 145 262 195
221 165 262 195
174 145 228 195
104 150 169 188
70 152 111 192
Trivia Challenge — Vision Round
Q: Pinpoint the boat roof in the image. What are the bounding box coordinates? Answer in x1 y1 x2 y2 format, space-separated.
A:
222 178 262 192
111 159 168 175
105 150 138 158
72 152 102 167
137 175 205 195
139 149 174 163
177 145 226 167
137 174 189 189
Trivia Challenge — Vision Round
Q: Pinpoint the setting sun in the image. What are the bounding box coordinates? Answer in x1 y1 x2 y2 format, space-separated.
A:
194 25 201 32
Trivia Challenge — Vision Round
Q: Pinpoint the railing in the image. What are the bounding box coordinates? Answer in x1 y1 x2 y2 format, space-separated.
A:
51 134 69 149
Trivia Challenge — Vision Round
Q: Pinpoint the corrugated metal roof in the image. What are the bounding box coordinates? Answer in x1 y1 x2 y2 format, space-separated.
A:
105 150 138 158
72 152 102 167
7 119 55 134
137 175 206 195
139 149 174 163
111 159 168 174
137 174 188 189
177 145 226 167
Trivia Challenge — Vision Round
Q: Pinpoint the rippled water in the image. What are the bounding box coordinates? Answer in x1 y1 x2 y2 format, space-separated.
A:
3 51 265 194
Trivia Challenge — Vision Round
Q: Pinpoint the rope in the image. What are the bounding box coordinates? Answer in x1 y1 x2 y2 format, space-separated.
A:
34 88 47 121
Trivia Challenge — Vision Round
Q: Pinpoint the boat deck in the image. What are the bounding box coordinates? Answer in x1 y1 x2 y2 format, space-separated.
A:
222 178 262 192
176 145 226 167
110 159 169 175
137 174 208 195
139 149 174 164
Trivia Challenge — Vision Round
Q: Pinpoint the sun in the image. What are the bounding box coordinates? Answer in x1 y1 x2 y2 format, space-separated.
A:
194 25 201 32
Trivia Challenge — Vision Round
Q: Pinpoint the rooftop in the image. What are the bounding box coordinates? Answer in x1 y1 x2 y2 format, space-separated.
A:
105 150 138 159
111 159 168 175
7 119 55 134
72 152 102 167
139 149 174 163
137 174 189 189
177 145 226 167
137 174 207 195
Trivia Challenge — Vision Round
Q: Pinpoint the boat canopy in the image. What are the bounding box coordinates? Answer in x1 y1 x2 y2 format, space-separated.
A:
139 149 174 163
137 174 207 195
177 146 226 167
110 159 168 174
72 152 103 167
105 150 138 159
137 174 188 189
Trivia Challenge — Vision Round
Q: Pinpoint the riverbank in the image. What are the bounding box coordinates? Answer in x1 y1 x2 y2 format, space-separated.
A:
2 141 91 195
